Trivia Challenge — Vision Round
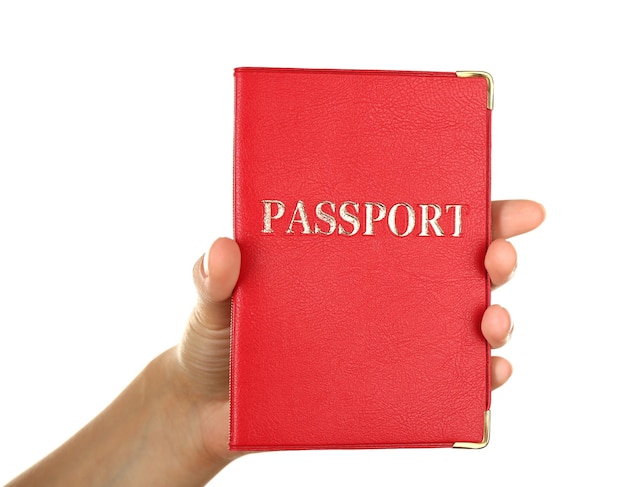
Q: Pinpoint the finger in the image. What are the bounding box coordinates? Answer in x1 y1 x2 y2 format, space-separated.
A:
197 237 242 306
192 237 241 332
485 238 517 288
491 356 513 390
492 200 546 240
178 238 241 395
481 304 513 349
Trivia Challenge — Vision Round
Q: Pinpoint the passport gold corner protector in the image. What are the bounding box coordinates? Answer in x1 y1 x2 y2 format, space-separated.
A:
453 410 490 449
456 71 494 110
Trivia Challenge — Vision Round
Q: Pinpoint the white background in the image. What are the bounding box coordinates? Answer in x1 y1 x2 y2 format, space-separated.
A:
1 1 624 485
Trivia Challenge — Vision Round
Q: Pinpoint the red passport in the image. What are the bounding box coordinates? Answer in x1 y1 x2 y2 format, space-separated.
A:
230 68 492 450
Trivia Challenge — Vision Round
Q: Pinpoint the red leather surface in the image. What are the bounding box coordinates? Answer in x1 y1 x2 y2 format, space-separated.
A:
231 68 491 450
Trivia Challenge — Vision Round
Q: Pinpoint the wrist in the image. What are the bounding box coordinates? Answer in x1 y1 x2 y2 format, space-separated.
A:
5 348 234 487
144 348 236 483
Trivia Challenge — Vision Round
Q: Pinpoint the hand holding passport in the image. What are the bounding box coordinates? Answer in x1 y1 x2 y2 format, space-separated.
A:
176 197 544 480
6 204 544 487
5 70 545 485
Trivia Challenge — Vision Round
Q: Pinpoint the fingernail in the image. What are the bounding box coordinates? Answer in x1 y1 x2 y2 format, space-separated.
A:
505 320 515 343
508 261 517 282
202 250 209 278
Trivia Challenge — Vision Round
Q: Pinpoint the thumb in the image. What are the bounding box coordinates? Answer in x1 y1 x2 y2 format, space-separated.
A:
178 237 241 397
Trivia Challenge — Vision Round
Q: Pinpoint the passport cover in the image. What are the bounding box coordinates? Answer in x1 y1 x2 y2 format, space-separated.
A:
230 68 492 450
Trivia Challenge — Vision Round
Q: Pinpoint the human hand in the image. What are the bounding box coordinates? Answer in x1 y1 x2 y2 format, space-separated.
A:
175 199 545 475
5 200 543 487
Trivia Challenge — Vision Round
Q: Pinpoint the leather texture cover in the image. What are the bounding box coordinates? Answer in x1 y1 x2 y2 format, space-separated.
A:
231 68 491 450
